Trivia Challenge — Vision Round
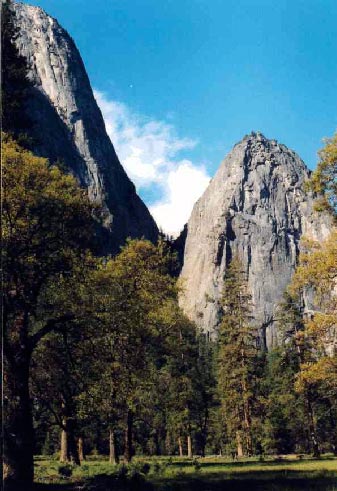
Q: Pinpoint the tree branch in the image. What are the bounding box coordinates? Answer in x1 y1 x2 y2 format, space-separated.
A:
29 314 75 349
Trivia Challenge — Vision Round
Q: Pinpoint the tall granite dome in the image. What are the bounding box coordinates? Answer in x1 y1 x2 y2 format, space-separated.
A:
13 2 158 253
179 132 332 348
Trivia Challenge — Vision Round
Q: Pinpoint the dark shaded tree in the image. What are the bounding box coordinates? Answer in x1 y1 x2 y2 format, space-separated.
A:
1 1 32 141
3 136 96 488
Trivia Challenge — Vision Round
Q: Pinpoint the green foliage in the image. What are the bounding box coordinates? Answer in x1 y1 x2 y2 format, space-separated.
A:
308 133 337 218
30 236 211 465
285 231 337 456
192 458 202 471
3 135 98 485
3 134 96 323
84 240 184 457
3 133 97 363
260 348 307 454
41 429 60 456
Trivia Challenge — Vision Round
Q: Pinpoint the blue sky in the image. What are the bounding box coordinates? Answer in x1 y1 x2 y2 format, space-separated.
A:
25 0 337 234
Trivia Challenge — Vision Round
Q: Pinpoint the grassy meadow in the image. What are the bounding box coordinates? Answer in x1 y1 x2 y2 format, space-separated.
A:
33 454 337 490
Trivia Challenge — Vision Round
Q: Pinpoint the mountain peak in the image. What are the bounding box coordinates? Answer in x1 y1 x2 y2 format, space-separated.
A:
244 131 268 141
222 132 309 179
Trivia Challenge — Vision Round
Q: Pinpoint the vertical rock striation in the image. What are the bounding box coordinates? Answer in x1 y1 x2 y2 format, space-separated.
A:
13 2 158 253
179 132 332 348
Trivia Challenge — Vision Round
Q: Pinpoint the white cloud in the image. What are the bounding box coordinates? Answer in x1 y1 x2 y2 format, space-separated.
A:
94 90 211 236
150 160 211 237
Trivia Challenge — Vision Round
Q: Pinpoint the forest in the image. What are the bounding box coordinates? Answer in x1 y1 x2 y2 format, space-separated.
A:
2 1 337 490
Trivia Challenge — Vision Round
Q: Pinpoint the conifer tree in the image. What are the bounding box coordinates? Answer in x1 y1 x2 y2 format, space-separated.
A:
217 257 259 456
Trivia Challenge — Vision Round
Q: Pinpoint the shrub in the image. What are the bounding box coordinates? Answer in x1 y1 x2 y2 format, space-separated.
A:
151 460 168 476
116 464 128 479
129 469 146 484
192 458 202 471
81 464 90 475
58 464 73 478
139 462 151 475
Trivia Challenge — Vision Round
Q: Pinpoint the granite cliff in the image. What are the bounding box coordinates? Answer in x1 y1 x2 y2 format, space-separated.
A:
13 2 158 253
179 132 332 348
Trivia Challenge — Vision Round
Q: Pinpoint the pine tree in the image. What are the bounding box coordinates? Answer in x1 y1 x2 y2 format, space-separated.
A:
217 257 259 457
262 347 307 454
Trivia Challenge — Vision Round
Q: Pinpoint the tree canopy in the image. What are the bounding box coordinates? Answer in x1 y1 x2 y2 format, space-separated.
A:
3 135 97 487
309 132 337 219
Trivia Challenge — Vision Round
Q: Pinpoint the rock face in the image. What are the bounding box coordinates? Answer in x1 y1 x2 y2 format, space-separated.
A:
13 2 158 253
179 132 332 348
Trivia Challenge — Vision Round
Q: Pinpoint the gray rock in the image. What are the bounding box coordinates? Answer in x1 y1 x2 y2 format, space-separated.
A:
13 2 158 253
179 132 332 348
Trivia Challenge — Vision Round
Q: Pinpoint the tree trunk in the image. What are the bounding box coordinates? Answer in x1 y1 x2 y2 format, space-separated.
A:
124 410 133 463
3 348 34 489
243 405 253 456
199 434 206 458
60 425 68 463
178 436 183 457
154 430 161 456
187 434 193 458
328 405 337 456
60 417 80 465
67 418 80 465
109 429 119 464
236 432 243 457
241 359 253 456
78 437 85 462
165 432 172 455
307 397 320 458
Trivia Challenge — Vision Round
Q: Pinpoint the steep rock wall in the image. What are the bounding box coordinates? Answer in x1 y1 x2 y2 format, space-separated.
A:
13 2 158 253
179 132 332 348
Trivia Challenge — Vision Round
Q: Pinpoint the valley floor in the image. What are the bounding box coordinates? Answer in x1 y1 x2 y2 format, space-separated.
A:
33 454 337 490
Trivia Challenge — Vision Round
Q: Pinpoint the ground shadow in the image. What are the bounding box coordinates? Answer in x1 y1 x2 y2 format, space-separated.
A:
33 474 154 491
32 474 337 491
155 477 337 491
172 456 335 469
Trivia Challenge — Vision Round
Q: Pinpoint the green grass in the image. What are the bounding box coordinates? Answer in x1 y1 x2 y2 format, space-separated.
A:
33 454 337 490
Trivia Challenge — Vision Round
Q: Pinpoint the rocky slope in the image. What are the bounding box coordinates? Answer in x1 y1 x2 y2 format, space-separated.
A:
179 132 332 348
13 2 158 253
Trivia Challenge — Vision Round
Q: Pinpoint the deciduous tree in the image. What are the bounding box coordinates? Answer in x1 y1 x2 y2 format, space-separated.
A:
309 132 337 218
287 231 337 456
3 136 95 488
